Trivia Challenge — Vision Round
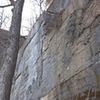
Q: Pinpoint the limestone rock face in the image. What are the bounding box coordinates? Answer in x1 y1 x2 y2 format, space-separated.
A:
10 0 100 100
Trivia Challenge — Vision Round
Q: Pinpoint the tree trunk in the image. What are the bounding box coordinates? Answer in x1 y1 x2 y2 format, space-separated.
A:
0 0 24 100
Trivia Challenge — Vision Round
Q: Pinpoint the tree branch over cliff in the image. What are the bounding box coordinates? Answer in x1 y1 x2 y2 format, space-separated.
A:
9 0 15 5
0 4 12 8
0 0 15 8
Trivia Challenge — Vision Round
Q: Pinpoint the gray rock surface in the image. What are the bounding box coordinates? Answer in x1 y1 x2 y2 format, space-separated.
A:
10 0 100 100
0 29 25 68
0 29 9 68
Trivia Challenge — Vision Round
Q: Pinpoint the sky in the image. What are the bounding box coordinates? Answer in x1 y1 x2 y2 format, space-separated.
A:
0 0 46 36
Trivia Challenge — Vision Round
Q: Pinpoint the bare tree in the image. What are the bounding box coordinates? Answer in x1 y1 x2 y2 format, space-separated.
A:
35 0 44 14
0 8 10 29
31 0 46 16
21 0 46 36
0 0 46 99
0 0 25 100
21 17 35 35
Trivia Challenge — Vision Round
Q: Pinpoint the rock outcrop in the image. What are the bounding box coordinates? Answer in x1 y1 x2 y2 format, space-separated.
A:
10 0 100 100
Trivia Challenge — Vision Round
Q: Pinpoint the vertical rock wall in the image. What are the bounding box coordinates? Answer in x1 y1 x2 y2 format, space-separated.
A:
10 0 100 100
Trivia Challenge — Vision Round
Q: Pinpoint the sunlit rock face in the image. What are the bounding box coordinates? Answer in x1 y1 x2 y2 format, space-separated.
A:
10 0 100 100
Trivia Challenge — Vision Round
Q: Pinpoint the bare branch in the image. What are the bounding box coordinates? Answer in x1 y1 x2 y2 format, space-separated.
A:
0 0 15 8
9 0 15 5
0 4 12 8
0 8 10 29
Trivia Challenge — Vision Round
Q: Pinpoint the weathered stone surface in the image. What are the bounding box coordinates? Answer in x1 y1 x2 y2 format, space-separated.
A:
10 0 100 100
0 29 25 68
0 29 9 68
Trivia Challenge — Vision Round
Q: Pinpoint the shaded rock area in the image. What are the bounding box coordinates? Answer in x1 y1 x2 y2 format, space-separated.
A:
0 29 26 68
10 0 100 100
0 29 9 68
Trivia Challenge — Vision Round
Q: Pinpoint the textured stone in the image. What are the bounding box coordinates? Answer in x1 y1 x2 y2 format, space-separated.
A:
10 0 100 100
0 29 25 69
0 29 9 68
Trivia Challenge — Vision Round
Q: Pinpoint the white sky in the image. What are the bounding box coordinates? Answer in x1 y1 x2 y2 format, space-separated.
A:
0 0 46 36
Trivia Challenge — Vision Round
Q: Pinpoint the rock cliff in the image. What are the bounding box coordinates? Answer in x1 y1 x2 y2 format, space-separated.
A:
10 0 100 100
